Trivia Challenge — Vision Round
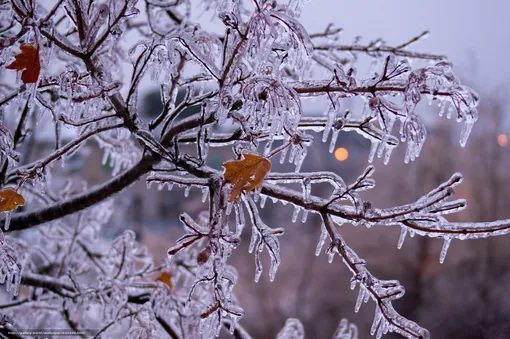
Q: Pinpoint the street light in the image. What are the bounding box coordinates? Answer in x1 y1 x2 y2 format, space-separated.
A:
334 147 349 161
497 134 508 147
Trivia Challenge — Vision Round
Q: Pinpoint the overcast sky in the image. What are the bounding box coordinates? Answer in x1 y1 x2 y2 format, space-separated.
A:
297 0 510 87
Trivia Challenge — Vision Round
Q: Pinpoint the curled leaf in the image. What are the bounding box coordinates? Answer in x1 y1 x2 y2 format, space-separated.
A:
0 188 25 212
222 153 271 202
5 44 41 84
155 271 173 288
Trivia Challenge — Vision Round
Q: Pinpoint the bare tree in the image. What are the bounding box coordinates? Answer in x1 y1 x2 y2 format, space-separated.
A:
0 1 508 338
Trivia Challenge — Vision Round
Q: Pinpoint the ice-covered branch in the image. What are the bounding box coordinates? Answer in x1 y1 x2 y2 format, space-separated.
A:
313 37 446 62
7 123 125 182
3 111 210 232
320 214 429 339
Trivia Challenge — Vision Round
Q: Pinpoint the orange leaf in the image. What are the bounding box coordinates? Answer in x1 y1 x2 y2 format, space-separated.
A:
5 44 41 84
0 188 25 212
222 153 271 202
155 271 173 288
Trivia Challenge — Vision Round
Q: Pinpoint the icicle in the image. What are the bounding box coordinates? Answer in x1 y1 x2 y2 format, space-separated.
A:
288 144 298 164
225 201 233 216
166 252 174 265
253 189 260 202
234 203 245 235
383 144 395 165
301 209 308 223
322 123 331 142
438 101 447 117
229 319 235 335
327 249 335 263
3 212 11 231
439 237 452 264
294 148 306 172
302 177 311 204
370 307 383 336
328 130 339 153
368 140 379 163
292 206 300 223
376 319 388 339
167 183 174 191
355 286 365 313
184 186 190 197
397 227 407 249
350 279 357 291
280 142 289 164
254 268 262 283
201 187 208 202
459 111 477 147
364 288 370 303
316 223 328 256
197 125 209 160
260 195 267 208
276 318 305 339
332 319 358 339
323 103 337 143
269 258 279 282
376 138 386 159
248 225 258 254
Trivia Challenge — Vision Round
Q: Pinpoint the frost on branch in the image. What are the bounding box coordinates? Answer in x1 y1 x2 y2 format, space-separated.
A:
333 319 359 339
0 232 23 296
244 196 284 282
276 318 305 339
322 215 430 339
164 182 244 337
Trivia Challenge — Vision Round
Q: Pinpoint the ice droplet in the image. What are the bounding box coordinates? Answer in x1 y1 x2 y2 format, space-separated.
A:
329 130 339 153
368 140 379 163
397 227 407 249
292 206 300 223
301 209 309 223
439 237 452 264
316 223 328 256
355 286 365 313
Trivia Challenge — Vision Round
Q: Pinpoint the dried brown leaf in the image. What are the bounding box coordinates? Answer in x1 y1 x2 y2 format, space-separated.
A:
5 44 41 84
222 153 271 202
0 188 25 212
155 271 173 288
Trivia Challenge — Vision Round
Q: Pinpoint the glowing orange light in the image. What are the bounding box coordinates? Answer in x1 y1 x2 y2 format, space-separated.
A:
334 147 349 161
497 134 508 147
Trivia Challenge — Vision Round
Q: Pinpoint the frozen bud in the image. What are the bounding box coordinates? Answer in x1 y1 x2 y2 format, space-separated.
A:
201 301 220 319
369 96 380 110
446 187 454 197
231 99 243 111
98 4 109 18
262 66 273 75
244 133 254 142
222 235 241 246
197 246 212 265
333 119 344 130
258 90 268 101
221 94 233 108
291 134 302 145
219 12 238 29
